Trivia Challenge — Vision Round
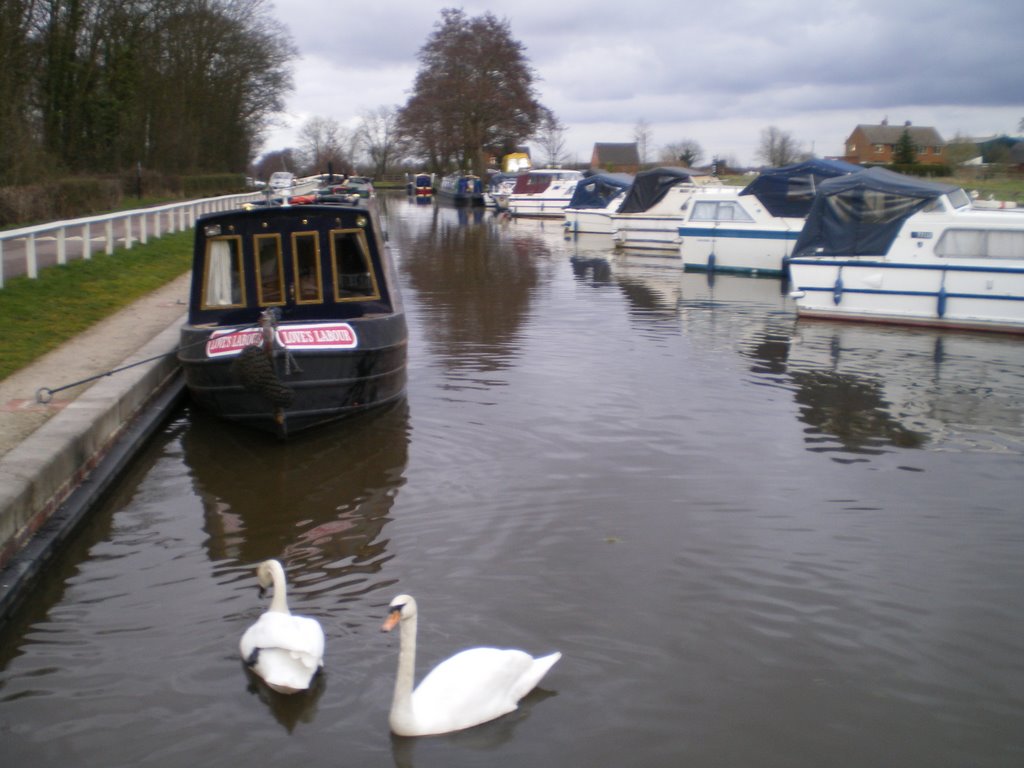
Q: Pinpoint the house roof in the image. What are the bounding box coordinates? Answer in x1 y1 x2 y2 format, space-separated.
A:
852 124 945 146
592 142 640 165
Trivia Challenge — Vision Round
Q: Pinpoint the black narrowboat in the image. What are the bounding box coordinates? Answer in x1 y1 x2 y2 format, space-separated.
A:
178 196 407 437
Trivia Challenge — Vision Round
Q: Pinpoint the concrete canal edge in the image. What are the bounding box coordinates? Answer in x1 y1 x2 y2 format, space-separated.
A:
0 317 186 626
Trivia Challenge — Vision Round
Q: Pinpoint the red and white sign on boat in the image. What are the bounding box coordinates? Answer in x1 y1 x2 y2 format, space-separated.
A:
205 329 265 358
205 322 359 358
275 322 358 349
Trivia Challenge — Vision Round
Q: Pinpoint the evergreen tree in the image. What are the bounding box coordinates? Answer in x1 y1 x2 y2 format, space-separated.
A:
894 129 917 164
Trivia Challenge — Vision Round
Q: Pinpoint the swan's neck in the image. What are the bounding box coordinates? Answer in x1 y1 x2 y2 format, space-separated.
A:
390 613 418 729
267 561 290 614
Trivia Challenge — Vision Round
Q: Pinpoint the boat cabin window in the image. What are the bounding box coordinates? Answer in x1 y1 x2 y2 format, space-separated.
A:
201 236 245 308
947 188 971 210
292 232 323 303
254 234 285 305
936 228 1024 260
689 201 755 223
331 228 380 301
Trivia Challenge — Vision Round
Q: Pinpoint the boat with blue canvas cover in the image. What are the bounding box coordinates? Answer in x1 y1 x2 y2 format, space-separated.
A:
788 167 1024 333
678 159 860 276
609 166 719 253
563 172 634 236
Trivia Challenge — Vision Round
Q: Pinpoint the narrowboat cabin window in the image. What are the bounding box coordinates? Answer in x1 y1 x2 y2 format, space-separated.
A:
202 236 245 308
292 231 323 303
331 228 380 300
254 233 285 305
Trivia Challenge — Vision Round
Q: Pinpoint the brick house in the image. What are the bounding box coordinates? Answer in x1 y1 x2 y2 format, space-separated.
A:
591 142 640 173
844 120 946 165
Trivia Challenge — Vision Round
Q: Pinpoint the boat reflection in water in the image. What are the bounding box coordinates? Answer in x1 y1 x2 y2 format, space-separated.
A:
586 259 1024 458
777 322 1024 457
184 401 410 599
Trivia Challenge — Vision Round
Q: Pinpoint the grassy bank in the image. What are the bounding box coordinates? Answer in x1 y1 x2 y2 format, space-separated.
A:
0 230 192 380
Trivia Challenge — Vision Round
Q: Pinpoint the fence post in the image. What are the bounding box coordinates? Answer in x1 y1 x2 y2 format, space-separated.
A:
105 220 114 255
82 222 92 260
57 227 67 265
27 235 37 278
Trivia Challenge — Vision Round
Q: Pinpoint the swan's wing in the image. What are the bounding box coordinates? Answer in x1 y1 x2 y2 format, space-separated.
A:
411 647 558 733
240 612 325 668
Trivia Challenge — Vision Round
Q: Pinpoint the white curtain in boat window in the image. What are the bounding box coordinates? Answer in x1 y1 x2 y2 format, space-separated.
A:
205 239 239 305
937 229 1024 260
988 230 1024 259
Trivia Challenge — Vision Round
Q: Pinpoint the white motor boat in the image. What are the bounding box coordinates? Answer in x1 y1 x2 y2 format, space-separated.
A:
788 167 1024 334
678 159 859 277
563 172 634 236
507 169 584 218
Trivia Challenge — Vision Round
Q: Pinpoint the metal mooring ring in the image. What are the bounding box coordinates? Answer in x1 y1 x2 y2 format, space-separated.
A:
36 387 54 404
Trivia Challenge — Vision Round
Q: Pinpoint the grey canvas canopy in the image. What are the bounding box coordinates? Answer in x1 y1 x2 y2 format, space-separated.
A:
617 167 700 214
739 159 861 218
566 173 633 209
791 167 960 258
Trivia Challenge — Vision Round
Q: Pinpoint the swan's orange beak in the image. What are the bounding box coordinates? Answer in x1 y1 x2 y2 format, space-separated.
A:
381 609 401 632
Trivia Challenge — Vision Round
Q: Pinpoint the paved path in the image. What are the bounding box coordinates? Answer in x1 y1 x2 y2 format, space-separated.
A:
0 273 190 457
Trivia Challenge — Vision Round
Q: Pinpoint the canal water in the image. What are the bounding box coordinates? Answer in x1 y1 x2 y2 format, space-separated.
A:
2 194 1023 767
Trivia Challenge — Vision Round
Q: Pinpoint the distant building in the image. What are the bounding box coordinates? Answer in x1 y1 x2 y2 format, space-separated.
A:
844 120 946 165
591 142 640 173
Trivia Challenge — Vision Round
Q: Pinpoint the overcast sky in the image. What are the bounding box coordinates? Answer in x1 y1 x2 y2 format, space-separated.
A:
262 0 1023 167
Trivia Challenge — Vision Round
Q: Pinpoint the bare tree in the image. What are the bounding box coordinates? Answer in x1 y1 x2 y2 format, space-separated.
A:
253 147 298 179
660 139 703 168
634 118 653 166
357 105 405 178
756 126 802 167
399 8 544 175
533 109 568 167
297 116 352 175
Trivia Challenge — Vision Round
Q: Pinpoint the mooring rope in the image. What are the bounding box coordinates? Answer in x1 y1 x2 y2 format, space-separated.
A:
34 326 260 405
36 350 177 404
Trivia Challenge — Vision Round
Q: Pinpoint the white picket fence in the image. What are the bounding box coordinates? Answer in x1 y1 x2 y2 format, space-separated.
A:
0 189 273 288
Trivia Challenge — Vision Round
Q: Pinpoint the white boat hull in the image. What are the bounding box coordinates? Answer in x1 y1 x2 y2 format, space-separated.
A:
679 224 800 276
564 209 617 236
789 257 1024 334
610 215 684 252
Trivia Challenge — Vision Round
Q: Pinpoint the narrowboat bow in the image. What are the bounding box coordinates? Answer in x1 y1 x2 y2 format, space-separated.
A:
178 197 407 437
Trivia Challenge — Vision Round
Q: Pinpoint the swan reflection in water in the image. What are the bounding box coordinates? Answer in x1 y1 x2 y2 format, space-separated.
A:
243 663 327 733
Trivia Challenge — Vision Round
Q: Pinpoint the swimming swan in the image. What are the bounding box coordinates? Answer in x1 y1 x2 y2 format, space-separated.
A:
381 594 561 736
239 559 325 694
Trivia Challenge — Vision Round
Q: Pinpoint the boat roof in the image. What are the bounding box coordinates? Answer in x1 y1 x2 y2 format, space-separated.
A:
617 166 702 214
566 173 634 209
792 167 963 258
739 159 861 218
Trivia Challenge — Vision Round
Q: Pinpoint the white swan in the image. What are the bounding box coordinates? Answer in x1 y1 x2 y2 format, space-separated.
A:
381 594 561 736
239 559 325 694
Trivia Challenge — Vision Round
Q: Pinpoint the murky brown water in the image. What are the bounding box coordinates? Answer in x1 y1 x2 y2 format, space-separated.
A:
2 194 1023 767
